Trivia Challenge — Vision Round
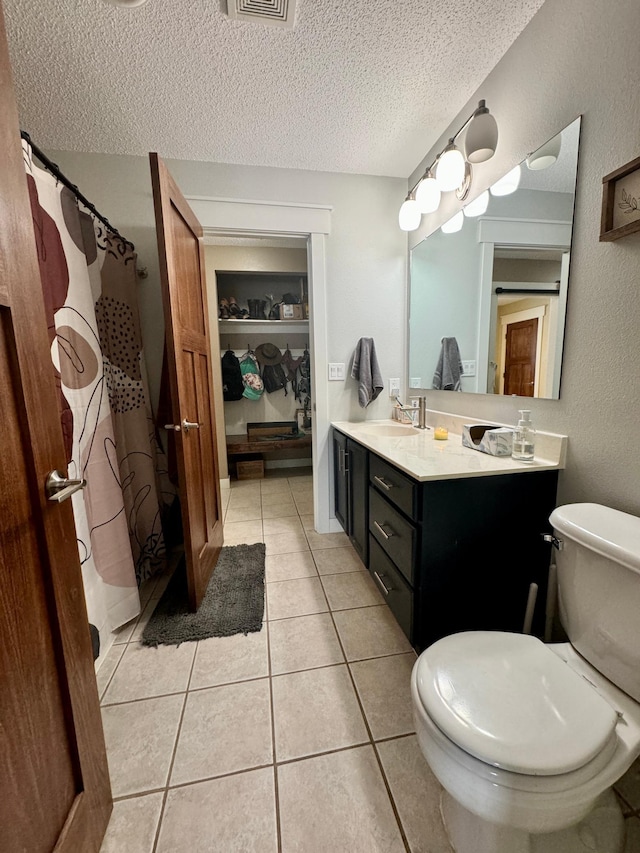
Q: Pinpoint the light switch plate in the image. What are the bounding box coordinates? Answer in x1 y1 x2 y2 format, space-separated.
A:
389 378 401 398
409 377 422 388
328 363 345 381
462 360 476 377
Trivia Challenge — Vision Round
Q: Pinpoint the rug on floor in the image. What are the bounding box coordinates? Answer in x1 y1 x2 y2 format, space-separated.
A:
141 543 266 646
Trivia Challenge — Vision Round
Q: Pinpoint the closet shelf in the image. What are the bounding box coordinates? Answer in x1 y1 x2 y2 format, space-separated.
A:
218 319 309 335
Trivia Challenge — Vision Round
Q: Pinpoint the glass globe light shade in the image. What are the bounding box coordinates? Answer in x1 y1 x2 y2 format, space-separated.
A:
441 210 464 234
464 111 499 164
526 133 562 170
398 196 421 231
415 174 441 214
490 164 521 197
435 145 466 192
463 190 489 217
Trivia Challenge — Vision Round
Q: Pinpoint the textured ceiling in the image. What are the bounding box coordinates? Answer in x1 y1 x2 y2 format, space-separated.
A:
4 0 545 177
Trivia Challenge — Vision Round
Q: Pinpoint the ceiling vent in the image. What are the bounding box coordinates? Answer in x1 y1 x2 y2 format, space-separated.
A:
226 0 297 29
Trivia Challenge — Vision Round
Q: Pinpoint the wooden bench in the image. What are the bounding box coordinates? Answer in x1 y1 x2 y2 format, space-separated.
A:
226 433 312 478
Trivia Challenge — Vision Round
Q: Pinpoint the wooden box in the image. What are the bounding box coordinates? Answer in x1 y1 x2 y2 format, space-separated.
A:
247 421 298 439
278 303 303 320
237 459 264 480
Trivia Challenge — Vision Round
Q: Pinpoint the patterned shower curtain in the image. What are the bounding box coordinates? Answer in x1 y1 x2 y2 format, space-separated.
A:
23 141 169 651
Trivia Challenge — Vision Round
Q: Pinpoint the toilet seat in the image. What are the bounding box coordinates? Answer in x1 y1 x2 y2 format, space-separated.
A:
414 632 618 776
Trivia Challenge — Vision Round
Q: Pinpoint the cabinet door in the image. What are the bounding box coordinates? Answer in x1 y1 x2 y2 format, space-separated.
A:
333 431 348 532
347 439 368 565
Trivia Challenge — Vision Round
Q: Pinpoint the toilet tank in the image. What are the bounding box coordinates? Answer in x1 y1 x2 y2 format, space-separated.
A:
551 503 640 703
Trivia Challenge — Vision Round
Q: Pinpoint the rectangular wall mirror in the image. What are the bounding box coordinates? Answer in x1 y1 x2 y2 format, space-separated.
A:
409 116 581 399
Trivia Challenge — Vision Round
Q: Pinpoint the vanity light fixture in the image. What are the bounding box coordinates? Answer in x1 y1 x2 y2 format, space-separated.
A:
441 210 464 234
398 99 498 231
463 189 489 217
398 191 421 232
490 163 521 196
415 170 441 214
102 0 150 6
526 132 562 170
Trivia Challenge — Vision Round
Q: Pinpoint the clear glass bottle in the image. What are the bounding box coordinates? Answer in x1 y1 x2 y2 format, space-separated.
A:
512 409 536 462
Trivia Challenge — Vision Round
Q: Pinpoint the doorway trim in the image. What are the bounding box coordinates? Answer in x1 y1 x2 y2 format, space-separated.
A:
186 195 334 534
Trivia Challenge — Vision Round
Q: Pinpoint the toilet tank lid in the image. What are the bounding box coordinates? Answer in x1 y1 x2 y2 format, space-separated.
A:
550 503 640 575
414 632 618 776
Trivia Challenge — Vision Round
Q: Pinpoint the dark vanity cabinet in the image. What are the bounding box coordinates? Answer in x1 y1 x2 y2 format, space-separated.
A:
333 429 558 652
332 431 369 565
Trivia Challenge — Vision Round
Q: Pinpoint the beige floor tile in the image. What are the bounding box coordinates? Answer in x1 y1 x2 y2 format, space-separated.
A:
102 642 195 705
112 614 140 645
157 768 277 853
321 571 385 611
102 694 184 797
189 627 269 689
227 487 262 506
130 597 163 642
267 576 328 620
261 499 298 519
350 653 417 739
333 605 413 661
260 478 293 495
288 474 312 485
225 503 263 523
223 519 263 545
278 746 405 852
269 613 344 675
377 735 452 853
263 530 309 556
265 551 317 583
95 643 125 700
300 513 315 530
313 545 365 575
263 516 304 536
170 679 272 785
293 498 314 515
272 665 368 761
305 529 351 550
99 792 164 853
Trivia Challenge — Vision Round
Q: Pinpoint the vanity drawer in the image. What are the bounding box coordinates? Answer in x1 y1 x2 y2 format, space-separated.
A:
369 454 418 520
369 537 413 642
369 486 416 586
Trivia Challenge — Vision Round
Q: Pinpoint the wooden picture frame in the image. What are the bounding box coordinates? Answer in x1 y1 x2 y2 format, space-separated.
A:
600 155 640 241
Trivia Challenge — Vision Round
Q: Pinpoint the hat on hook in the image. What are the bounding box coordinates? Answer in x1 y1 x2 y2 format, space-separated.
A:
255 342 283 365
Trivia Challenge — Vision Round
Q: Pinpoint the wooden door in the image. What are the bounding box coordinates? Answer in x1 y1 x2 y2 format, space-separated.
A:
150 154 223 611
504 317 538 396
0 4 112 851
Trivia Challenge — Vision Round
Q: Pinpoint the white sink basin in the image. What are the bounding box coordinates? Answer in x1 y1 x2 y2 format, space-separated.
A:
354 423 416 437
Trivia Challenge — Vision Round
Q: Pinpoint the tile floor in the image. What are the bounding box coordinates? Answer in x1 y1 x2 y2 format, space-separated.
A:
97 471 640 852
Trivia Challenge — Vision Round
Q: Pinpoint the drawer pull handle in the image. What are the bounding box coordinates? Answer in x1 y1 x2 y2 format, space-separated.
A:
374 475 393 491
373 571 393 595
374 520 394 539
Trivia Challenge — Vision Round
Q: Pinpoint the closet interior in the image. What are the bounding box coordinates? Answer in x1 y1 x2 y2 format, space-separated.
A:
206 239 312 483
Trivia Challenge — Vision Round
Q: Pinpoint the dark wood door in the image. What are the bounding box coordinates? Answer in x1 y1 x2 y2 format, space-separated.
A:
0 4 112 850
333 430 348 532
347 438 368 565
150 154 223 611
504 317 538 396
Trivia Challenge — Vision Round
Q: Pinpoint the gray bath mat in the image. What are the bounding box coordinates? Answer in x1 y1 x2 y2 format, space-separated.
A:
141 543 266 646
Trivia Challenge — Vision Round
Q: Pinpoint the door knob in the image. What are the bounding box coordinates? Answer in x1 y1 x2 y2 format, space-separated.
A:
164 423 181 432
46 470 87 503
182 420 200 432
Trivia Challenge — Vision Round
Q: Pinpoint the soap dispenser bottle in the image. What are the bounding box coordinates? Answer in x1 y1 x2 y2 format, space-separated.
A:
512 409 536 462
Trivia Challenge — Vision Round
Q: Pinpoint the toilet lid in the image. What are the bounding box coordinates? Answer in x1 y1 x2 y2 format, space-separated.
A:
414 632 618 776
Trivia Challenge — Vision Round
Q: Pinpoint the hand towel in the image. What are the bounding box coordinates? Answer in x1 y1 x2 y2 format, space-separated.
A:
432 336 463 391
351 337 383 408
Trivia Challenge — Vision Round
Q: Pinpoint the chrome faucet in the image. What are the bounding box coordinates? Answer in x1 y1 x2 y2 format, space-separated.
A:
395 396 428 429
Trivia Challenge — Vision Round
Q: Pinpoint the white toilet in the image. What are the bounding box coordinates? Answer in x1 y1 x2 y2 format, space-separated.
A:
411 502 640 853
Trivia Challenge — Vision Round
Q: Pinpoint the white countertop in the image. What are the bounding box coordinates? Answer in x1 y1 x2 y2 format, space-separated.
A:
331 415 567 483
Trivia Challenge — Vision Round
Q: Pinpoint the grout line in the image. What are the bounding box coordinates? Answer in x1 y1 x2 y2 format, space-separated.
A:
150 647 199 853
264 608 283 853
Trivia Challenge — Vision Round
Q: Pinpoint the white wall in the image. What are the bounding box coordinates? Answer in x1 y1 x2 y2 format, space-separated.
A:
406 0 640 515
48 152 407 432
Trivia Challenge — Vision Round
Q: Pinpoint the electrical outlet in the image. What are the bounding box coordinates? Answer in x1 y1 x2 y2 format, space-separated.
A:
328 363 345 380
389 378 401 398
409 377 422 388
462 360 476 377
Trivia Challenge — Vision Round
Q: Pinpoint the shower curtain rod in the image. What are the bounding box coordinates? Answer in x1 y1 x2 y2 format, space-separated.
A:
20 130 134 249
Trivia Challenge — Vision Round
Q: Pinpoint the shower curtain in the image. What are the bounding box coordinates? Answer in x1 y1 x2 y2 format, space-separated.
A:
23 141 169 651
